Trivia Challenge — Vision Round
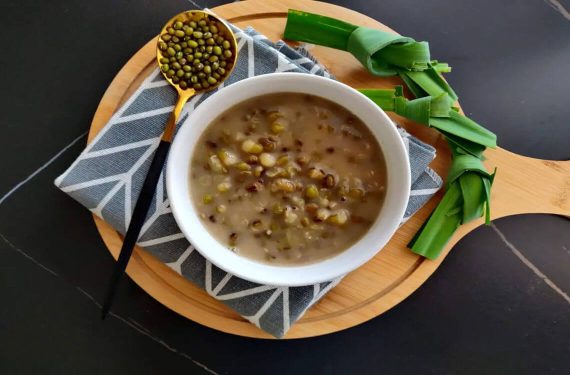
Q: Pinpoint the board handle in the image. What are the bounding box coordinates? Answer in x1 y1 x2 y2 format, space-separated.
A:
485 148 570 218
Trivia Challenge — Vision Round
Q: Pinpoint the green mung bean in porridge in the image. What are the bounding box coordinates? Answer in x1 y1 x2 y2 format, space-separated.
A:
190 93 387 265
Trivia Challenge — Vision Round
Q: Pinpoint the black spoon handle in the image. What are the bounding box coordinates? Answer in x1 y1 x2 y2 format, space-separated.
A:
101 140 170 319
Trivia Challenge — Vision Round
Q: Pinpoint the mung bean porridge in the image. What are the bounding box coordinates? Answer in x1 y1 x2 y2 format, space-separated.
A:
190 93 387 265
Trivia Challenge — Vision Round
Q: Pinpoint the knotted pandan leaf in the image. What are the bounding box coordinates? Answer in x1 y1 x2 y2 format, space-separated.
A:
360 87 496 150
284 10 430 76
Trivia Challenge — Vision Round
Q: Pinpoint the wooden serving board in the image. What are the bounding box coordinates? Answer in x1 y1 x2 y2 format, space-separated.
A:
89 0 570 339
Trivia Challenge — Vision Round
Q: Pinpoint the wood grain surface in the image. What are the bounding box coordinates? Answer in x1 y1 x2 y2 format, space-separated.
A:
88 0 570 339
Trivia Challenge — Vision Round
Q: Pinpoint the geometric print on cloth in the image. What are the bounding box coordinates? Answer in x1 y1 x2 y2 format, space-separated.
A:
55 26 442 338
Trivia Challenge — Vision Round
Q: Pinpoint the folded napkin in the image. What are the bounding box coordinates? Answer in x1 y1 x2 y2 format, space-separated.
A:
55 26 442 338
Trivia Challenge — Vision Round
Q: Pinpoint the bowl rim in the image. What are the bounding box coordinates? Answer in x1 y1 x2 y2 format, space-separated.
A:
167 73 410 286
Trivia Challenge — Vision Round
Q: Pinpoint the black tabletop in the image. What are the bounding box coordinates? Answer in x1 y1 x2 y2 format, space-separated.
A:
1 0 569 374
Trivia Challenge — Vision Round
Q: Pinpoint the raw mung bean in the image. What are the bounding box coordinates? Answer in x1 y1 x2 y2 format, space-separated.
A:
158 14 234 90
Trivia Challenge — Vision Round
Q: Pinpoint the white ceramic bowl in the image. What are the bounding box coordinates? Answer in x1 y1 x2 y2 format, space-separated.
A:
167 73 410 286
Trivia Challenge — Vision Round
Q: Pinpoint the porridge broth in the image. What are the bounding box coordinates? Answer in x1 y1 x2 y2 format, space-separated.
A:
190 93 387 265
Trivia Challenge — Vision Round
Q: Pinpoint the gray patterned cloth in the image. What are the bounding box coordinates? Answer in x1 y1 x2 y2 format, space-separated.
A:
55 26 442 338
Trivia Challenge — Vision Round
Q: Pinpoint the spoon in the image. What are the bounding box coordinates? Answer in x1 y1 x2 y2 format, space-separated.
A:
101 10 237 319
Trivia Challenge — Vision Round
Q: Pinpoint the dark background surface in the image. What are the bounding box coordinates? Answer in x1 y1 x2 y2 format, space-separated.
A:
1 0 569 373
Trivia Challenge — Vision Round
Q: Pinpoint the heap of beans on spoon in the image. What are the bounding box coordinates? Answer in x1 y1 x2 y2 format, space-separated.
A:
158 16 234 90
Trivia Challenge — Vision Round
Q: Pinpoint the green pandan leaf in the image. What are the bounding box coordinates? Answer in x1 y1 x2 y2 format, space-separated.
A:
430 111 497 149
483 169 497 224
360 87 431 124
459 173 486 222
410 153 495 259
432 60 452 73
374 40 430 72
446 154 492 187
358 88 397 111
400 73 427 98
348 26 421 76
400 63 458 101
283 9 357 50
440 131 487 159
395 96 431 124
429 93 454 118
409 182 463 259
284 10 432 77
359 88 494 151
